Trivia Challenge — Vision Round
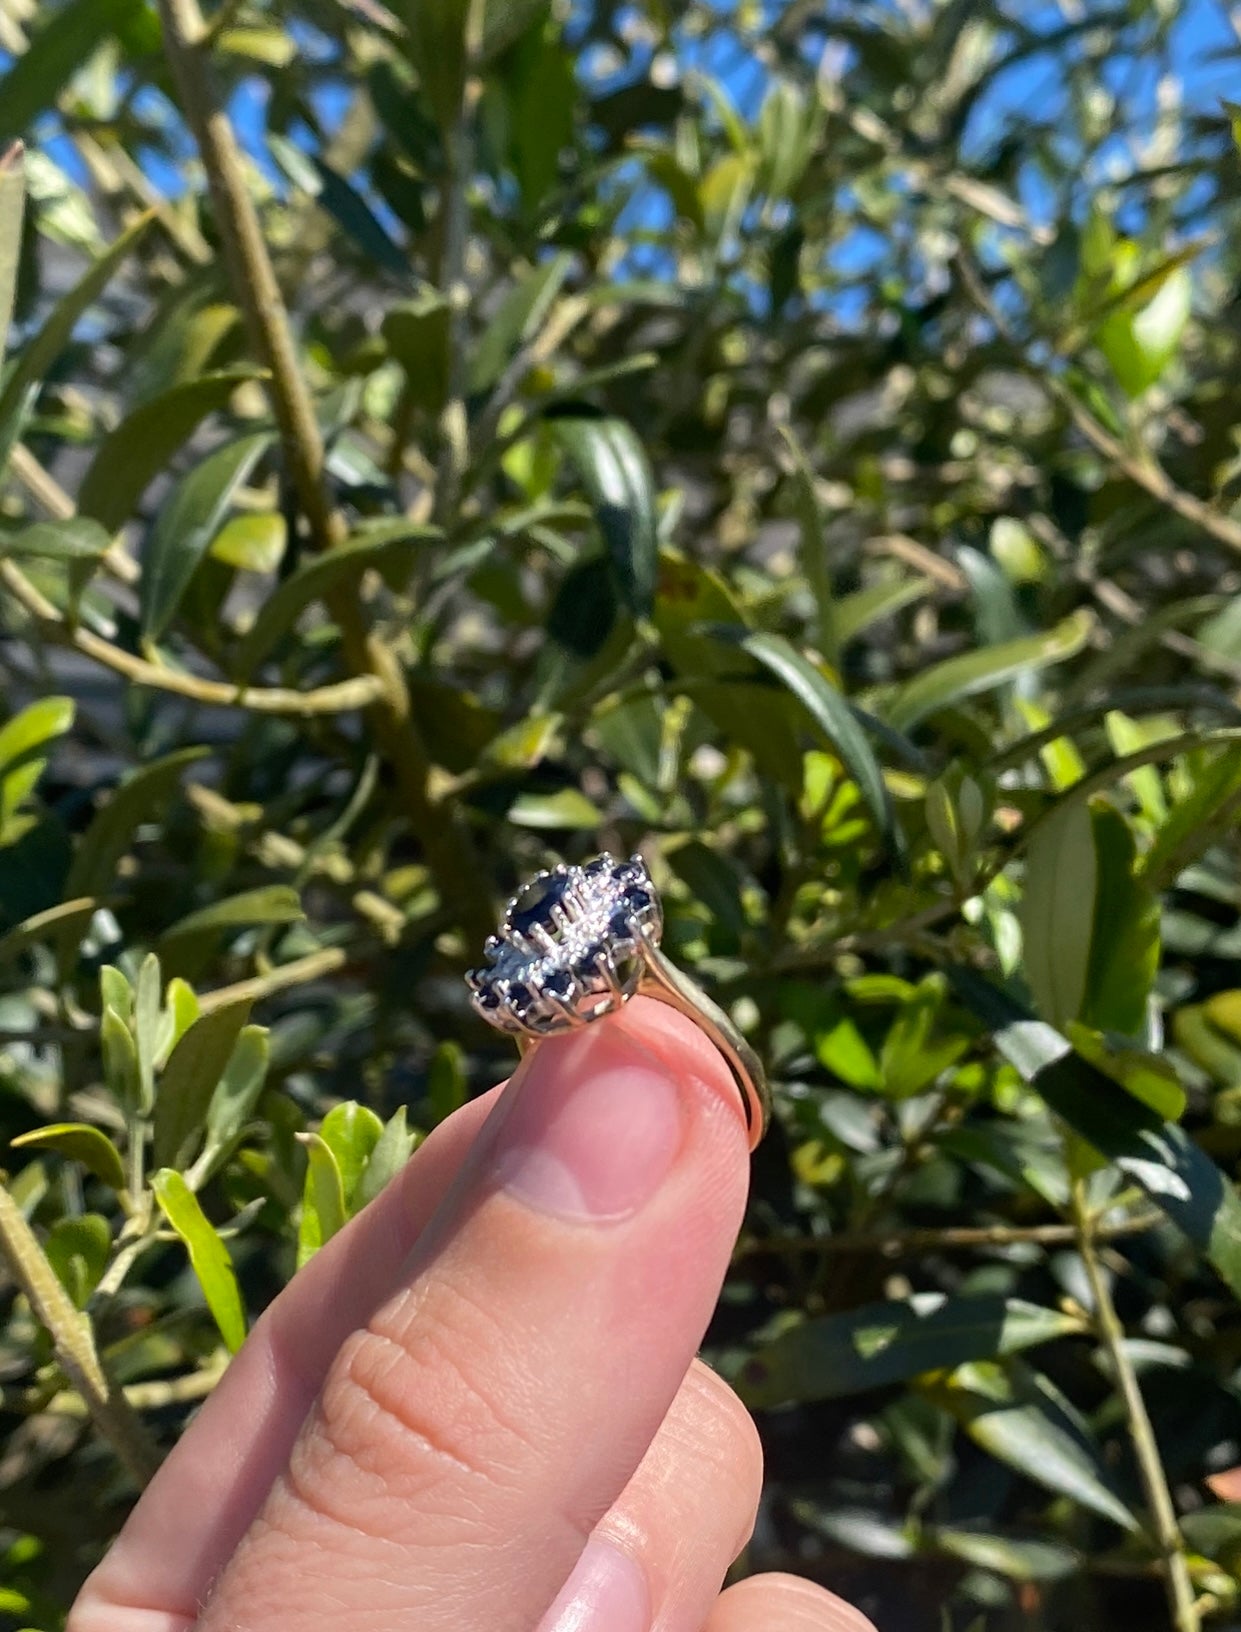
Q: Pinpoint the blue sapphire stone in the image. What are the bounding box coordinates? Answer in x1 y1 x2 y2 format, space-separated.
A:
542 966 574 1001
509 874 563 937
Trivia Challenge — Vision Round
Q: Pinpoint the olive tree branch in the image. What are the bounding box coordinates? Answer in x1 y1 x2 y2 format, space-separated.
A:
955 247 1241 560
0 1182 161 1486
154 0 495 950
1 559 384 716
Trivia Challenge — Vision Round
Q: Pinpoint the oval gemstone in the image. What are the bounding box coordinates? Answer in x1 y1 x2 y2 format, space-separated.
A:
509 874 563 937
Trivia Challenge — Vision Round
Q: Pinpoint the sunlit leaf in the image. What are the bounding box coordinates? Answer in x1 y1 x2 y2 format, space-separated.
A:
738 1295 1085 1408
887 610 1092 732
152 1168 247 1352
10 1123 126 1192
141 432 273 641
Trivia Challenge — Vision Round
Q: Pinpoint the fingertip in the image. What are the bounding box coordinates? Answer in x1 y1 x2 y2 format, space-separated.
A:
612 994 754 1154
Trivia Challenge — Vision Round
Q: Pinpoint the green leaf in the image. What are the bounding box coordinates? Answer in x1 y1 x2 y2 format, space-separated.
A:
78 369 264 532
400 0 548 129
0 0 142 147
1097 265 1192 398
712 628 897 857
886 610 1092 732
232 522 439 681
879 974 969 1098
925 1359 1139 1531
927 1529 1078 1583
738 1295 1084 1408
133 953 162 1116
0 896 96 966
100 1005 143 1118
1080 804 1159 1036
194 1025 269 1185
1065 1025 1186 1122
756 79 819 198
549 414 658 618
778 426 836 660
381 295 451 415
268 138 409 277
317 1102 384 1213
1020 797 1097 1030
508 787 601 828
0 144 26 365
835 575 934 646
152 1168 247 1352
355 1106 420 1210
0 210 153 476
426 1041 468 1126
44 1214 112 1309
469 254 571 397
159 885 304 950
62 747 209 906
297 1132 347 1268
1 518 111 564
0 696 74 837
10 1123 126 1192
209 512 286 573
949 967 1241 1300
153 996 254 1171
141 431 273 641
1142 743 1241 888
100 964 132 1027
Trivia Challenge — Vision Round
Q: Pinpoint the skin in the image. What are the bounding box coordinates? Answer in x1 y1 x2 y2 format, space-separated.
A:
70 997 878 1632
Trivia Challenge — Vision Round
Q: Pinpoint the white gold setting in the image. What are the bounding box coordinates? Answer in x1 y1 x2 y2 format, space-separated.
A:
467 850 771 1150
467 853 663 1036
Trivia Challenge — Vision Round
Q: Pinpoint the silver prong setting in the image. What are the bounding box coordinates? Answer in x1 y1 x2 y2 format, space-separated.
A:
467 852 662 1039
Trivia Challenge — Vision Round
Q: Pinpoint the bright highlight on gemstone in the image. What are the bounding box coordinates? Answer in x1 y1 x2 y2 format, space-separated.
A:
467 852 663 1036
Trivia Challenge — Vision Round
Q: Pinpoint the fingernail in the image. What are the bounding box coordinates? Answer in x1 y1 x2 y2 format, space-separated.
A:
492 1022 683 1221
536 1537 651 1632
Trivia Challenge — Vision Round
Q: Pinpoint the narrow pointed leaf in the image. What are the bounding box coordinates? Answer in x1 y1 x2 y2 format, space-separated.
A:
297 1133 347 1267
232 522 439 680
152 1168 247 1352
10 1122 127 1192
0 143 26 365
141 431 272 640
0 211 153 475
154 996 255 1170
711 627 897 855
159 886 304 949
549 414 658 618
737 1295 1085 1408
887 610 1092 731
78 368 264 531
925 1360 1139 1532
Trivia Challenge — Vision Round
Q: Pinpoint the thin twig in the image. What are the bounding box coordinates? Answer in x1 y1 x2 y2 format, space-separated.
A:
0 1183 161 1486
196 947 349 1015
432 0 485 529
955 248 1241 560
1 560 383 716
1070 1179 1198 1632
735 1209 1163 1260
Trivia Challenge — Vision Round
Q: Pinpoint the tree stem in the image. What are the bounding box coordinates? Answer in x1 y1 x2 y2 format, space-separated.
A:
154 0 494 952
1070 1179 1198 1632
0 1184 161 1487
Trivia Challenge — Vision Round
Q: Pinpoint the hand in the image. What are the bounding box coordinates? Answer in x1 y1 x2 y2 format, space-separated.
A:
70 998 875 1632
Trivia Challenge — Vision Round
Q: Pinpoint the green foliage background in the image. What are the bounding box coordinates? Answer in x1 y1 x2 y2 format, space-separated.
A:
2 1 1241 1627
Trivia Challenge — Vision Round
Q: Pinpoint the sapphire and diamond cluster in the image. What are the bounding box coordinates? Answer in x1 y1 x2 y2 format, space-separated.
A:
467 852 663 1037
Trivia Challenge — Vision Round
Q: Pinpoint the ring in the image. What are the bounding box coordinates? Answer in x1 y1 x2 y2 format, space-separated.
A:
466 852 770 1150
